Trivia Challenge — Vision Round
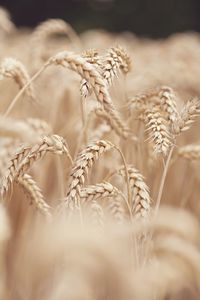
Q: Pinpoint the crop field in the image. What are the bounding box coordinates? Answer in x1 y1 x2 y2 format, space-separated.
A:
0 6 200 300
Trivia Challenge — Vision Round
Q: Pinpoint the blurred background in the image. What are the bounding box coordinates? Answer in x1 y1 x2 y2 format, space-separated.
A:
0 0 200 37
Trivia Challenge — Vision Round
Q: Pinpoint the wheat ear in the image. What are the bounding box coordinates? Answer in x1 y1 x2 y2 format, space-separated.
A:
32 18 80 46
87 200 105 233
5 51 129 139
144 106 172 156
95 108 137 140
0 116 41 143
101 46 131 86
172 98 200 135
17 173 52 218
1 135 70 195
48 51 130 138
65 140 114 210
80 182 126 223
118 165 151 219
80 49 102 98
126 86 178 125
0 57 35 100
80 181 121 204
177 144 200 160
0 7 15 34
156 86 178 124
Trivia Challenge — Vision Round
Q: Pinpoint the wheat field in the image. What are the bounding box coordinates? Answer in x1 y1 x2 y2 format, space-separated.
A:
0 6 200 300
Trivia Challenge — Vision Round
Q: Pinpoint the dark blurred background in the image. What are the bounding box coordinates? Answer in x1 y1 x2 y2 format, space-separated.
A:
1 0 200 38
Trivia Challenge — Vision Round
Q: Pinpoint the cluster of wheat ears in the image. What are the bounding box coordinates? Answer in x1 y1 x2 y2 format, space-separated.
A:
0 6 200 300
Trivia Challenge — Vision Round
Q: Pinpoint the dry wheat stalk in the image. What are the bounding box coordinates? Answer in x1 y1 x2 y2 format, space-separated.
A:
0 204 10 300
172 98 200 135
17 173 52 218
177 144 200 160
101 46 131 86
145 106 172 156
118 165 151 219
0 58 35 100
1 135 69 195
65 140 114 210
47 51 130 139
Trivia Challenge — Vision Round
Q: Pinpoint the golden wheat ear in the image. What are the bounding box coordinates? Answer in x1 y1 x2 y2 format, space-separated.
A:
47 51 130 139
177 143 200 160
101 46 131 86
0 57 35 101
17 173 52 218
1 134 71 196
65 140 114 210
172 98 200 135
117 165 151 219
30 18 81 68
144 106 172 156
